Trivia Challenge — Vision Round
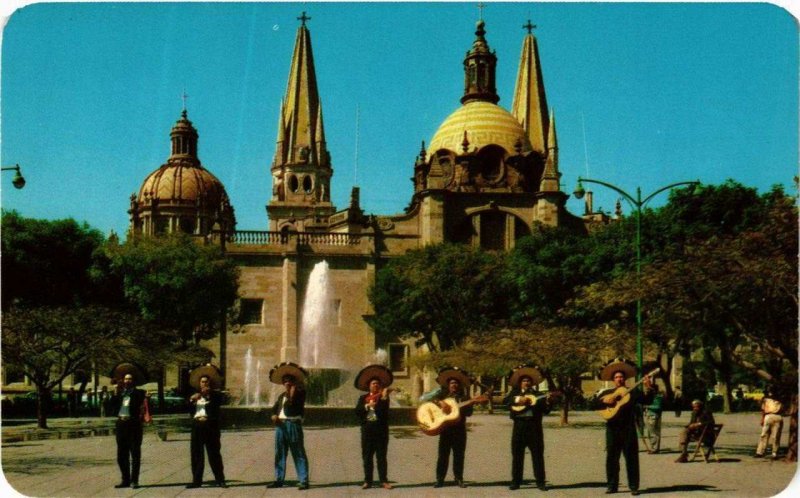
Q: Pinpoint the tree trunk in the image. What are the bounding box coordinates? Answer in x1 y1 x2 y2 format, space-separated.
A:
560 395 571 426
719 381 733 414
718 342 735 414
157 366 165 411
36 385 49 429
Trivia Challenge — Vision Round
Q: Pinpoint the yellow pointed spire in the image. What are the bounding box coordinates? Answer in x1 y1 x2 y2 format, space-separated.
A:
512 20 549 157
267 13 336 229
539 111 560 192
274 13 327 168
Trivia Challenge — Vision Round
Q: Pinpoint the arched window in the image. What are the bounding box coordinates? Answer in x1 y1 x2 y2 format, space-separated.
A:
179 217 194 234
289 174 299 193
477 145 506 184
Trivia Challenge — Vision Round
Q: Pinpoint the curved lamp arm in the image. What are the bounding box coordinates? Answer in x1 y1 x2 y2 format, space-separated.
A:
641 181 699 207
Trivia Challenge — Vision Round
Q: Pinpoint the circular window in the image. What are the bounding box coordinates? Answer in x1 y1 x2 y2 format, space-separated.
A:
289 174 299 193
478 145 505 184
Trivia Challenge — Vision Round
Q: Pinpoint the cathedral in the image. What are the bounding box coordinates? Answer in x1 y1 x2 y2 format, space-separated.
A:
129 14 594 400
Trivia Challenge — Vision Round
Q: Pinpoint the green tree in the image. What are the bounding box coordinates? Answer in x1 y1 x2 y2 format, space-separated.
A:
368 243 510 352
417 323 617 424
0 212 139 427
2 305 149 428
506 225 589 322
106 233 240 346
1 210 108 308
570 183 797 416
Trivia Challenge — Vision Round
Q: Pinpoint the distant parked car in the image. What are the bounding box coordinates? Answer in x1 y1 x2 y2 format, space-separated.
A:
9 391 68 416
148 389 188 412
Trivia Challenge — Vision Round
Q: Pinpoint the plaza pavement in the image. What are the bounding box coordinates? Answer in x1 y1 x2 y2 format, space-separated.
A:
2 411 797 498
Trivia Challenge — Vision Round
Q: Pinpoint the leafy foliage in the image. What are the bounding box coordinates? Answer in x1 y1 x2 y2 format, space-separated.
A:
1 210 109 308
105 233 240 345
570 181 798 412
368 243 511 351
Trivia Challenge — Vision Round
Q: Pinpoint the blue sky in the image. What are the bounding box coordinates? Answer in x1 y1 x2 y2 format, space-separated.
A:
1 2 797 237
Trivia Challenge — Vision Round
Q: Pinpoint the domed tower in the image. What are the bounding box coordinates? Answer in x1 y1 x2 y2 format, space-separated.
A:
410 17 567 250
129 109 236 237
266 13 335 233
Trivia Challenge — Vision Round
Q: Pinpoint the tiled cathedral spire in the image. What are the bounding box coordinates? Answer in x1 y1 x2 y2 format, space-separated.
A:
511 19 550 157
268 12 335 231
273 11 330 169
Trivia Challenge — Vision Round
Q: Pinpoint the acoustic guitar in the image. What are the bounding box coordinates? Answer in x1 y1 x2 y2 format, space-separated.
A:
596 368 660 421
510 390 562 412
416 394 488 436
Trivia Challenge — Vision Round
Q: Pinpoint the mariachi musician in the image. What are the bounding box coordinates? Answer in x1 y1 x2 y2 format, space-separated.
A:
593 358 654 496
186 364 226 489
428 366 482 489
354 364 395 490
503 364 556 491
267 362 310 490
108 362 149 489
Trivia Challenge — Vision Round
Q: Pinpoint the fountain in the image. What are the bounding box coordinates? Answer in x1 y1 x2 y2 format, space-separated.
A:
223 261 416 426
239 346 265 407
298 261 354 406
243 346 253 405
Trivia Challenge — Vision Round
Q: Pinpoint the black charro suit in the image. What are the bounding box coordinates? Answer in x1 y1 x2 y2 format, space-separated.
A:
188 390 225 485
109 388 147 486
355 393 390 485
503 388 551 487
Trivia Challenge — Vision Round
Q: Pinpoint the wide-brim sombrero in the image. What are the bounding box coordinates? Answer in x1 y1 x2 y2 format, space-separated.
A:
269 362 308 385
599 358 637 381
110 362 147 386
354 364 394 391
435 366 472 388
189 364 224 390
508 364 543 388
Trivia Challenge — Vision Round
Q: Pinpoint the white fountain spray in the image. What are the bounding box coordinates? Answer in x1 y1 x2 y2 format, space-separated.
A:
300 261 343 368
373 348 388 365
254 360 262 406
243 346 253 406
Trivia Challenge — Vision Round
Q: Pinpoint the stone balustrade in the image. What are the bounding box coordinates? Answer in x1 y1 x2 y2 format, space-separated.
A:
220 230 368 247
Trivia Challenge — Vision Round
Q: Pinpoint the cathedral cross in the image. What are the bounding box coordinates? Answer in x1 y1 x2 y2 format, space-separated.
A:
478 2 486 21
181 89 189 112
298 11 311 26
523 20 537 34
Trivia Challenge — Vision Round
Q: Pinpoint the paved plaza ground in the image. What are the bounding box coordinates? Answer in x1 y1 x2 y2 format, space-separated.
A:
2 411 797 497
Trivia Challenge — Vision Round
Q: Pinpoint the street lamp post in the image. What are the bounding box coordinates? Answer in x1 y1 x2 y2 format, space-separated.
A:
573 177 699 378
1 164 26 189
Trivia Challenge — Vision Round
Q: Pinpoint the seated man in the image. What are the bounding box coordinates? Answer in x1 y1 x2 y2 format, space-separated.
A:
675 399 715 462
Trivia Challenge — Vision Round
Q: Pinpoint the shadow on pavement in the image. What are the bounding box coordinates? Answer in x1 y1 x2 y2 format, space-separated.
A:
638 484 718 494
547 481 608 490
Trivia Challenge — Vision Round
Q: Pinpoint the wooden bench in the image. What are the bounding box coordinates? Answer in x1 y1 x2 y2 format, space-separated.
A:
690 423 723 462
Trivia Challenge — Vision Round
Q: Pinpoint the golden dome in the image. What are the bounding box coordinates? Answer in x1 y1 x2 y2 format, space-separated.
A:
138 162 229 207
428 101 531 156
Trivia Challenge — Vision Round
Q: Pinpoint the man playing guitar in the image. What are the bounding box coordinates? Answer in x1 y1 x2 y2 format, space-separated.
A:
594 359 654 496
504 365 558 491
431 367 482 489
